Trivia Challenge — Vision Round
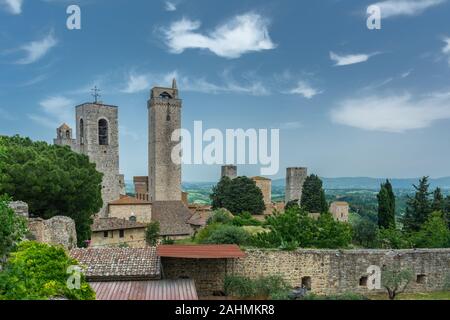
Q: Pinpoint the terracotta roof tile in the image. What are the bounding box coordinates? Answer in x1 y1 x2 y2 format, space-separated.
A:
151 201 195 236
109 195 151 205
157 245 245 259
70 247 160 281
92 217 147 232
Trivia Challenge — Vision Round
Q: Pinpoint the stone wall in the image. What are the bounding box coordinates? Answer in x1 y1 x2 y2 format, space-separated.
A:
91 228 146 248
27 216 77 250
161 249 450 297
108 204 152 223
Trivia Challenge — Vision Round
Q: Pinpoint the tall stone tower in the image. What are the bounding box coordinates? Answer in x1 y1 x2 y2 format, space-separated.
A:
221 165 237 180
148 79 182 202
285 167 308 204
75 102 125 216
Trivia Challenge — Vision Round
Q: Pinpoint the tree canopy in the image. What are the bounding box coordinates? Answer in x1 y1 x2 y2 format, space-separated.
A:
403 177 432 232
210 176 265 215
300 175 328 214
377 180 396 229
0 135 103 246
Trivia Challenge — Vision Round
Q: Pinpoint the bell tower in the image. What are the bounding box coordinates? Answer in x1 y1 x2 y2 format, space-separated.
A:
148 79 182 202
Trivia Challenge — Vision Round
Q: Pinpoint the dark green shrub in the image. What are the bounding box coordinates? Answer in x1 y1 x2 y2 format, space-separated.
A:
202 225 250 245
232 212 262 227
224 275 256 298
207 209 233 225
145 221 160 246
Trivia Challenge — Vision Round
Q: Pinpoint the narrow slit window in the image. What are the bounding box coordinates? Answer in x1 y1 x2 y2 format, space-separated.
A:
98 119 109 145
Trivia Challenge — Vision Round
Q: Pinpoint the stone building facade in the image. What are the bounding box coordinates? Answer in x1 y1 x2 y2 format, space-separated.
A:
55 102 125 217
330 201 350 223
161 249 450 297
90 217 147 248
251 176 272 215
285 167 308 204
148 80 182 202
27 216 78 250
108 195 152 224
133 176 149 201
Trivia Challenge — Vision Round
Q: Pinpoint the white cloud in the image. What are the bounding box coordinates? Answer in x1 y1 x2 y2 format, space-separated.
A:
330 93 450 133
29 96 73 128
1 0 23 14
165 1 176 11
287 81 322 99
16 32 57 65
442 37 450 65
330 51 376 66
121 73 151 93
163 13 276 58
370 0 445 19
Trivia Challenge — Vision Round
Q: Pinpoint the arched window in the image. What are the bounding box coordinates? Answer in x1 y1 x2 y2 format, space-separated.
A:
98 119 108 145
65 130 71 139
160 92 172 99
79 119 84 144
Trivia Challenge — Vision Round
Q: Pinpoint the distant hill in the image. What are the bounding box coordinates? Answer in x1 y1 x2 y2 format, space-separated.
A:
272 177 450 190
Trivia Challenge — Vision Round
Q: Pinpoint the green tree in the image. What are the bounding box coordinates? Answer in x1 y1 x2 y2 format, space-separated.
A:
377 180 396 229
313 213 352 249
145 221 160 246
352 219 379 248
432 188 445 213
0 135 103 246
377 227 411 249
284 200 300 211
206 209 234 225
412 211 450 248
211 176 265 215
300 175 328 214
0 241 95 300
0 196 27 266
381 267 413 300
403 177 432 232
201 224 250 245
445 196 450 228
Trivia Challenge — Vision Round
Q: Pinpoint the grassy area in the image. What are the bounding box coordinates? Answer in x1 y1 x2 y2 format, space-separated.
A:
368 291 450 300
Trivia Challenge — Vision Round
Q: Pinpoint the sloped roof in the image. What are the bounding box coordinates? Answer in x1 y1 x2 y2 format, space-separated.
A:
157 245 245 259
91 217 147 232
151 201 195 236
90 279 198 300
58 123 71 130
109 195 151 205
70 247 160 281
251 176 271 181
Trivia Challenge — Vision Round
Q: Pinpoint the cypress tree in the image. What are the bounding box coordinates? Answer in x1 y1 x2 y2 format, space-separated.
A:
377 180 396 229
300 174 328 213
432 187 445 212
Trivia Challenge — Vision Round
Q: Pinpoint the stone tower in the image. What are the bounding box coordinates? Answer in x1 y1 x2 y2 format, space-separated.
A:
54 123 77 150
148 79 182 202
75 102 125 216
285 167 308 204
221 165 237 180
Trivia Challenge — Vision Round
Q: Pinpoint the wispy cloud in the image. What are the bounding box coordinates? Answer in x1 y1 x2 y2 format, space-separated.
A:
1 0 23 15
442 37 450 66
287 81 322 99
162 13 276 58
165 1 177 11
121 73 151 93
272 121 303 130
370 0 446 19
29 96 73 128
330 92 450 133
330 51 377 66
16 32 57 65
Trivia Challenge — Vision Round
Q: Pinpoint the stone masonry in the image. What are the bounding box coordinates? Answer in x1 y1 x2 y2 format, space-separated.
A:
221 165 237 180
162 249 450 297
27 216 77 250
285 167 308 204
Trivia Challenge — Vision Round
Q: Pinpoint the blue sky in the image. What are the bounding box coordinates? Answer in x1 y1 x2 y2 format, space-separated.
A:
1 0 450 182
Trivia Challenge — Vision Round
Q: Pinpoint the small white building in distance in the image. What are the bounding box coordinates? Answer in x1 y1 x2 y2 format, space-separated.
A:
329 201 350 223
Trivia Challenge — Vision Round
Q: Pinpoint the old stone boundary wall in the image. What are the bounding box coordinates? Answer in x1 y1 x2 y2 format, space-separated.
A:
162 249 450 296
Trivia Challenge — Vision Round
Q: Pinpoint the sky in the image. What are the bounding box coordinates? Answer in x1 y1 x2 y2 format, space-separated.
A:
1 0 450 182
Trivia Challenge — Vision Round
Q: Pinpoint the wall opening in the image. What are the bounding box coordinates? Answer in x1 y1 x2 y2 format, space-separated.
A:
98 119 109 145
301 276 312 290
416 274 427 284
359 276 368 287
79 119 84 144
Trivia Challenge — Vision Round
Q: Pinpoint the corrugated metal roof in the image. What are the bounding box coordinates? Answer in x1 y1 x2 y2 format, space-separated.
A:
90 280 198 300
157 244 245 259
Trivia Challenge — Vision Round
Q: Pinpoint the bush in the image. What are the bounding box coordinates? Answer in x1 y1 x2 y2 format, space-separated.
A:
302 292 367 300
224 275 291 300
200 224 250 245
232 212 262 227
207 209 234 225
377 227 412 249
0 241 95 300
411 211 450 248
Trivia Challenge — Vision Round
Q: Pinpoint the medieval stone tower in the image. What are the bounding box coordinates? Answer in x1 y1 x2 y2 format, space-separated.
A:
285 167 308 204
54 102 125 217
148 79 182 202
221 165 237 180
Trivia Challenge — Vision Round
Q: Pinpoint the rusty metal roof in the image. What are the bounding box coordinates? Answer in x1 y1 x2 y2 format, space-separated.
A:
157 244 245 259
90 280 198 300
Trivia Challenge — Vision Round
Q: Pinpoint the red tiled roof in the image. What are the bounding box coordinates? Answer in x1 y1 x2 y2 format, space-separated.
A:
109 195 151 205
157 245 245 259
90 279 198 300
